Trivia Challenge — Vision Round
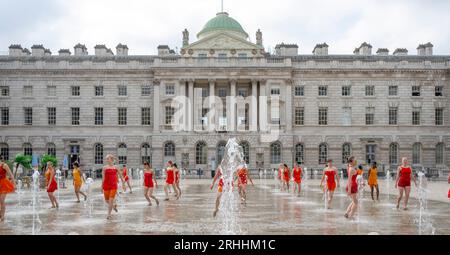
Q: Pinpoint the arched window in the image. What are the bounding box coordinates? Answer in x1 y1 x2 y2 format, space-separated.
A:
141 143 152 164
94 143 103 164
342 143 352 164
0 143 9 160
436 143 444 165
196 141 207 164
412 142 422 165
118 143 127 165
319 143 328 164
389 143 398 166
216 141 226 165
46 143 56 157
23 143 32 156
295 143 304 164
164 142 175 157
270 142 282 164
239 141 250 164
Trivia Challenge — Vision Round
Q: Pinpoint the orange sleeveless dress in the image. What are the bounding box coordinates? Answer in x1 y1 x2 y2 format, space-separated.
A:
0 163 14 194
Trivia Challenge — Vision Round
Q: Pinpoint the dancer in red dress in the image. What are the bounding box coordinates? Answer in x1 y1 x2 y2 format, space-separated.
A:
210 165 224 217
277 164 284 190
121 165 132 194
282 164 291 191
45 161 59 209
173 163 182 199
164 161 179 201
292 163 302 196
143 161 159 206
344 156 358 219
0 155 15 222
102 154 125 220
320 159 339 209
236 164 254 204
395 157 417 210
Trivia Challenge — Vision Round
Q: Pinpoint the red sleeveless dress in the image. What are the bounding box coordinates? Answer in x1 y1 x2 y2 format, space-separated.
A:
0 164 14 194
283 168 290 182
166 168 174 184
293 167 302 184
238 168 248 185
325 170 337 191
346 167 358 194
103 168 118 191
144 171 154 188
122 167 129 182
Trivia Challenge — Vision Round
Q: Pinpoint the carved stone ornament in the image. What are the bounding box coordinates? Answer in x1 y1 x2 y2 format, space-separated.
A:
260 49 265 54
209 49 215 55
188 49 194 55
252 49 257 55
180 49 186 55
231 49 237 55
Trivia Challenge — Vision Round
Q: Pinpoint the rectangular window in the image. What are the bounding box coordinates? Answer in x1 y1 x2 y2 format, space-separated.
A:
294 86 304 96
218 88 227 98
141 107 152 125
141 85 151 96
365 107 375 125
0 86 9 96
318 86 327 96
342 107 352 126
365 85 375 96
435 86 443 97
435 108 444 126
389 86 398 96
95 107 103 125
389 107 398 125
47 86 56 97
318 107 328 125
118 85 127 96
95 86 104 96
47 107 56 126
271 87 280 95
165 84 175 95
71 86 80 96
201 88 209 98
165 106 175 125
342 86 351 96
412 86 421 96
0 107 9 125
118 108 127 125
294 107 304 125
238 53 247 59
23 86 33 97
238 89 247 97
412 108 421 125
71 107 80 125
24 107 32 125
271 101 280 124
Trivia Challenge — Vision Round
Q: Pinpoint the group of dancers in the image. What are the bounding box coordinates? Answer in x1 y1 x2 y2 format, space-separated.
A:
0 153 448 222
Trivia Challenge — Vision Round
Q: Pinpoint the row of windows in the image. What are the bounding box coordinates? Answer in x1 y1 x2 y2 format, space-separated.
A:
292 107 445 126
0 142 445 166
0 85 155 97
292 85 444 97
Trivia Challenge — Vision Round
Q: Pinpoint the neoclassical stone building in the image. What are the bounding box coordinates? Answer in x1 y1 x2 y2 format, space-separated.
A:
0 12 449 175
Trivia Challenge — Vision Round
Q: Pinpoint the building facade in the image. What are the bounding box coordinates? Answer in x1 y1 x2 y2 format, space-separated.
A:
0 12 449 174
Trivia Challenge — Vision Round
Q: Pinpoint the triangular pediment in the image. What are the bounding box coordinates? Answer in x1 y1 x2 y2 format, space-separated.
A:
184 32 263 51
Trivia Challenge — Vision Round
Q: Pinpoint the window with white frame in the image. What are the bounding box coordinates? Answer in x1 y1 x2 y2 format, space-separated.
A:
318 107 328 125
95 86 104 96
165 84 175 95
0 143 9 160
118 85 127 96
141 107 152 126
412 108 421 125
270 87 280 95
0 86 9 97
365 107 375 125
270 142 282 164
389 85 398 96
47 107 56 125
436 143 444 165
435 86 443 97
23 143 32 156
118 107 127 125
294 107 304 125
0 107 9 125
412 143 421 165
412 85 421 96
218 88 227 98
94 143 103 164
295 143 304 164
117 143 127 165
389 143 398 166
71 107 80 125
71 86 80 96
389 107 398 125
342 107 352 126
141 85 151 96
47 86 56 97
342 86 351 96
319 143 328 164
271 101 280 124
318 86 327 96
196 141 207 164
95 107 103 125
165 106 175 125
164 142 175 157
238 89 247 97
435 108 444 126
365 85 375 96
141 144 152 164
342 143 352 164
294 86 304 96
46 143 56 157
23 86 33 97
24 107 32 125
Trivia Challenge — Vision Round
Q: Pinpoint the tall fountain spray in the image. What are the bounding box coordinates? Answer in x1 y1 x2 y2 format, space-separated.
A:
55 169 62 202
16 179 22 207
415 169 435 235
323 175 328 210
31 170 41 235
217 138 245 234
356 174 364 222
386 170 391 202
85 177 94 217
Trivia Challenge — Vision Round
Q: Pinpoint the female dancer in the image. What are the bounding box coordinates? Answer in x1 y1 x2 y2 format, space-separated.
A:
0 155 15 222
72 162 87 202
395 157 417 210
320 159 339 209
344 156 358 219
367 162 379 201
143 161 159 206
164 161 179 201
283 164 291 191
173 163 182 199
236 164 254 204
292 163 302 196
210 165 224 217
122 165 132 194
45 161 59 209
102 154 125 220
277 164 284 190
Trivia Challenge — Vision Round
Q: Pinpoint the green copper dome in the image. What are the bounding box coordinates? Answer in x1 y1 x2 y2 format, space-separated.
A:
197 12 248 39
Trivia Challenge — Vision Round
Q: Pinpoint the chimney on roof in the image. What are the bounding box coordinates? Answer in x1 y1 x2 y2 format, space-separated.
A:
31 44 45 56
417 44 426 56
376 48 389 56
44 49 52 56
393 48 408 56
74 43 88 56
424 42 433 56
356 42 372 56
313 43 328 55
94 45 108 56
158 45 171 56
116 44 128 56
275 43 298 56
58 49 71 56
22 48 31 56
8 44 23 56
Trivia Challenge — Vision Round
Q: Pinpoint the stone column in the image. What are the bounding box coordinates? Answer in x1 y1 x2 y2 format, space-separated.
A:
209 79 215 131
285 79 293 131
188 80 194 131
153 79 160 132
179 79 186 131
229 79 237 132
259 80 267 132
251 79 258 132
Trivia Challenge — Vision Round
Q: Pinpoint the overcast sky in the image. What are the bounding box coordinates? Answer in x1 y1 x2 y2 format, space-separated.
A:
1 0 449 55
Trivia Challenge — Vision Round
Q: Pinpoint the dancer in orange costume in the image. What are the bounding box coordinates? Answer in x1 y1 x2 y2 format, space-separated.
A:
143 161 159 206
45 161 59 209
210 165 224 217
320 159 339 209
395 157 417 210
292 163 302 196
173 163 182 199
122 165 132 194
102 154 125 220
72 162 87 203
164 161 179 201
0 155 15 222
367 162 379 201
236 164 254 204
344 156 358 219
